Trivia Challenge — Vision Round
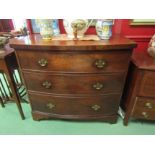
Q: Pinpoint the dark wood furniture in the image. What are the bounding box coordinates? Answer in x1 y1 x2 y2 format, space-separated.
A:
122 51 155 125
0 46 25 119
10 34 136 123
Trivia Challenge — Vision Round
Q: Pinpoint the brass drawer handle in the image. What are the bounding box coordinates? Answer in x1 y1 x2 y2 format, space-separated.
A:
42 81 52 89
94 59 107 69
46 103 55 109
38 58 48 67
93 82 103 90
142 112 149 118
145 102 153 109
91 104 101 111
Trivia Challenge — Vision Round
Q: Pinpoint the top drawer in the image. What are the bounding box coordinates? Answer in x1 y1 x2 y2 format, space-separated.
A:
16 50 131 73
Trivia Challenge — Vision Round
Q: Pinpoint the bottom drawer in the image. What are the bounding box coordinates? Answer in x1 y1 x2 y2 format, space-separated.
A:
29 93 120 116
132 97 155 120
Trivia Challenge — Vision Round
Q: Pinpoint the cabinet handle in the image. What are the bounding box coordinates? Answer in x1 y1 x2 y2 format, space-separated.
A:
145 102 153 109
94 59 107 69
91 104 101 111
42 81 52 89
38 58 48 67
142 112 149 118
93 82 103 90
46 103 55 109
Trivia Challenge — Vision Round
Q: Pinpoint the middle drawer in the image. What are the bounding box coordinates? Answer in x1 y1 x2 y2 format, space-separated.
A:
23 72 124 95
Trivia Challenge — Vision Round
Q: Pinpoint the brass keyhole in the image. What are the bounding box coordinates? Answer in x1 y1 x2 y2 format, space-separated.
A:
142 112 149 118
145 102 153 109
46 103 55 109
93 82 103 90
42 81 52 89
94 59 107 69
38 58 48 67
91 104 101 111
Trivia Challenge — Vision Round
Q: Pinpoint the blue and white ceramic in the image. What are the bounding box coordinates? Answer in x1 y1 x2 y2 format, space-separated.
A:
96 19 113 40
52 19 60 36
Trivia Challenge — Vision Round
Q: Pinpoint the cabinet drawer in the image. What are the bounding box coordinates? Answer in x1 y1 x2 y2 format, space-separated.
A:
139 71 155 97
29 93 120 116
133 97 155 109
17 50 130 73
132 97 155 120
23 72 125 95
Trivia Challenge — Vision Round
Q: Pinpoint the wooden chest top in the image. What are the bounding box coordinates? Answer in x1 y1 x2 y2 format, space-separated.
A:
9 34 136 51
132 51 155 70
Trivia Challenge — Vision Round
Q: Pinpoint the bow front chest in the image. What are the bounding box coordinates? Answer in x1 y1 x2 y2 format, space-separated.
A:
10 34 136 123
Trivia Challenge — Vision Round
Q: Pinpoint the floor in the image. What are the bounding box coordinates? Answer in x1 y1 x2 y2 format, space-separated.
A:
0 101 155 135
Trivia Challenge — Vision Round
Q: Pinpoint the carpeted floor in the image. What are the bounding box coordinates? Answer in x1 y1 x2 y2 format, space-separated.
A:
0 101 155 135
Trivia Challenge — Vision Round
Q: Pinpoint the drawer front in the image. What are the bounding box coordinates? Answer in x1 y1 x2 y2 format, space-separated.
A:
139 71 155 97
17 50 130 73
29 93 120 116
132 97 155 120
23 72 125 95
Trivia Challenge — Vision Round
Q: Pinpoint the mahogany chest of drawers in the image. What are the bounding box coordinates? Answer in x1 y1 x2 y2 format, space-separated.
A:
122 51 155 125
10 34 136 123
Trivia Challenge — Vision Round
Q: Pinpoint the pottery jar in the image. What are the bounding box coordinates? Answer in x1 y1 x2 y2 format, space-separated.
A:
96 19 113 40
36 19 53 40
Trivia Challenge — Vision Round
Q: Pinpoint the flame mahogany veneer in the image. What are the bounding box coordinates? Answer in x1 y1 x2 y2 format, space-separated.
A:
10 34 136 123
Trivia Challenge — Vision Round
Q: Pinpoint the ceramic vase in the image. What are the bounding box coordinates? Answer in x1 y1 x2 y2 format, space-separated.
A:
36 19 53 40
52 19 60 36
96 19 113 40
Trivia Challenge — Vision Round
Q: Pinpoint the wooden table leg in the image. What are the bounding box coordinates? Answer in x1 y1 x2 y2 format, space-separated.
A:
2 73 13 97
3 62 25 120
0 78 7 105
0 94 5 108
0 77 10 100
124 115 129 126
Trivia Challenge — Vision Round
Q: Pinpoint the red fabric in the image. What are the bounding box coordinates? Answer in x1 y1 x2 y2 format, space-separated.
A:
26 19 33 34
120 19 155 52
0 19 14 32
